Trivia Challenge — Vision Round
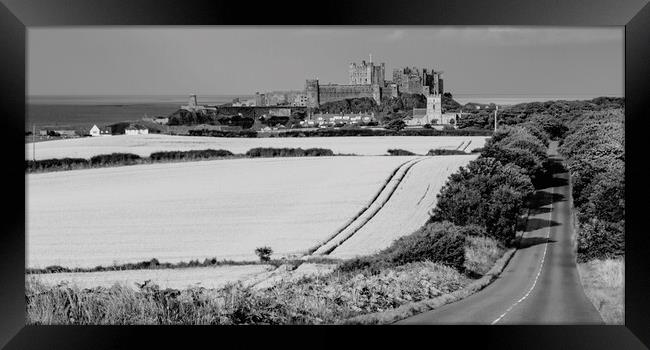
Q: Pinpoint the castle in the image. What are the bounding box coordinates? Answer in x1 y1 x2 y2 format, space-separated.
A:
304 55 444 108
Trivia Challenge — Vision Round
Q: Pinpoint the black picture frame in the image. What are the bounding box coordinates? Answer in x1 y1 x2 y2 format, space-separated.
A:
1 0 649 348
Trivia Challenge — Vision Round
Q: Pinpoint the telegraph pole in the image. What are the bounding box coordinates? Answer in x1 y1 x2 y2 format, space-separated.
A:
32 124 36 161
494 105 498 132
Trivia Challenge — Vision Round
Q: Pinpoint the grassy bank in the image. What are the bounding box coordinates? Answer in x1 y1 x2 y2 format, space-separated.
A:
577 258 624 324
26 233 504 325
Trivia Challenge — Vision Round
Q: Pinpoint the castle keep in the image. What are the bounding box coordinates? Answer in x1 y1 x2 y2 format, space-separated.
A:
304 55 444 108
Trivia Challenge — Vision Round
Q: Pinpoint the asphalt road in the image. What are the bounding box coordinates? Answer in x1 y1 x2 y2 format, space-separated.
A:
396 142 603 324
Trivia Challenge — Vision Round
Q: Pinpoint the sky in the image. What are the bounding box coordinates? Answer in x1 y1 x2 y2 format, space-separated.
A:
27 27 624 98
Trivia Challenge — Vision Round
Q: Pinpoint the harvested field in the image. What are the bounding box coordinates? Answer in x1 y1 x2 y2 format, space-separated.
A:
25 134 488 160
27 156 414 268
328 155 479 259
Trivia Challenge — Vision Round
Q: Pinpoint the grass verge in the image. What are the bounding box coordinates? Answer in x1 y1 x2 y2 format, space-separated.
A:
576 258 624 324
340 247 516 324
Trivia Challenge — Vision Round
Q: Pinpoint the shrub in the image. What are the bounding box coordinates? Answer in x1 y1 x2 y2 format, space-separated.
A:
339 221 467 272
90 153 141 166
149 149 233 161
427 149 467 156
245 148 333 158
459 224 486 237
26 158 89 172
464 235 504 276
382 221 467 270
577 219 624 262
387 149 416 156
254 247 273 262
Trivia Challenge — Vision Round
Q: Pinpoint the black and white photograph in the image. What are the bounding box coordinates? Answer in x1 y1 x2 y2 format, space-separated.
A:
19 25 627 326
20 26 625 325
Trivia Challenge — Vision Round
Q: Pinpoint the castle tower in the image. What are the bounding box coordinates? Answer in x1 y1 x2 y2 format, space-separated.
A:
305 79 320 108
426 95 442 124
188 94 198 108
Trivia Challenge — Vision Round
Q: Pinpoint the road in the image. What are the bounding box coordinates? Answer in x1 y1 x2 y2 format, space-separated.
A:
396 142 603 324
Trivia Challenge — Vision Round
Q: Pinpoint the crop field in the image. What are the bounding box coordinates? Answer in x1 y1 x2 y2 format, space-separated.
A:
25 134 488 160
328 154 479 259
27 156 415 269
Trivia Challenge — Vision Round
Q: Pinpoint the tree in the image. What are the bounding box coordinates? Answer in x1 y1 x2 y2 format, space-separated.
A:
432 157 533 243
254 246 273 262
386 119 406 131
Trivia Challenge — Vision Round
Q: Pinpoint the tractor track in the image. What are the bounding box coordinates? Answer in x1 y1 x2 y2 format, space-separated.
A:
310 157 427 256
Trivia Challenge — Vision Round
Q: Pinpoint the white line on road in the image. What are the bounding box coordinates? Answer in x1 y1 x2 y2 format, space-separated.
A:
491 185 555 325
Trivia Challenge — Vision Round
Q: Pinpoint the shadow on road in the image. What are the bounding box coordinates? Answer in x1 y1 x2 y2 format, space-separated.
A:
525 218 561 232
530 191 565 208
529 207 552 215
535 176 569 190
518 236 557 249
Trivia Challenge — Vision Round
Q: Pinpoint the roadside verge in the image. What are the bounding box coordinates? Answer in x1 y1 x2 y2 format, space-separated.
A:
339 204 531 324
340 247 517 325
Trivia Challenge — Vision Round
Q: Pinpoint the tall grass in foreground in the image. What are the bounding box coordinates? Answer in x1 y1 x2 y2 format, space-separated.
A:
577 258 624 324
26 233 503 325
26 261 469 325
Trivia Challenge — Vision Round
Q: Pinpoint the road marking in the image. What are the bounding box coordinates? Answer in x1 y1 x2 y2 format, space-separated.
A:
491 185 555 325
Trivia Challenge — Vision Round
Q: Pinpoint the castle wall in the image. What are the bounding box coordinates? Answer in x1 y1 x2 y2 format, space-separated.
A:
318 84 379 105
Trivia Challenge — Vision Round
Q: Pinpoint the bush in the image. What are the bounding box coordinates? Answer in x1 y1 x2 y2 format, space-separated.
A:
387 149 416 156
26 158 89 172
464 235 504 276
245 148 334 158
382 222 466 269
339 221 467 272
254 247 273 262
459 224 487 237
149 149 233 161
427 149 467 156
188 129 258 138
577 219 624 262
90 153 141 166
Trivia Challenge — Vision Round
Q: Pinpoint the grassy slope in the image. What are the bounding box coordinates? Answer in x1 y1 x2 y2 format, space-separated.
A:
26 235 505 325
577 258 624 324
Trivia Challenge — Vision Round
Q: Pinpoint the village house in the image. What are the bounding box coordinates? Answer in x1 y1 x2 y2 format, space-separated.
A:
90 124 113 136
124 124 149 135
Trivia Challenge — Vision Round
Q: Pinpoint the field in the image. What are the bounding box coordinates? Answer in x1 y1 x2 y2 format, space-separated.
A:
328 154 479 258
25 134 488 160
27 156 416 268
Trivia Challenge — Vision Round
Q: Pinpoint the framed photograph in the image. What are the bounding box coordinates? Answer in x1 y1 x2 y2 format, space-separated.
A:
1 0 648 348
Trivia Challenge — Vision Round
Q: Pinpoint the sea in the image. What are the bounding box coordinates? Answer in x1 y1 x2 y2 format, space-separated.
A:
26 93 620 130
26 94 252 129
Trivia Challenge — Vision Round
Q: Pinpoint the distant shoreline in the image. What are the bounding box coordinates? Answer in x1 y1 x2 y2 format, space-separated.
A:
28 94 622 106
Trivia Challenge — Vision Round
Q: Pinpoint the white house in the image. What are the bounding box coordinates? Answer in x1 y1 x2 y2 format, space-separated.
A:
90 125 101 137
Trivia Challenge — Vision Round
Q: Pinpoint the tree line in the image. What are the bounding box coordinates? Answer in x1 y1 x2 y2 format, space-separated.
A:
558 109 624 261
